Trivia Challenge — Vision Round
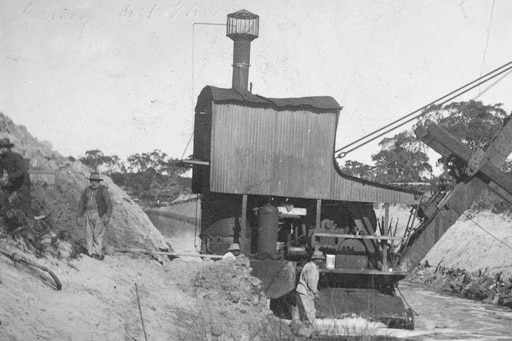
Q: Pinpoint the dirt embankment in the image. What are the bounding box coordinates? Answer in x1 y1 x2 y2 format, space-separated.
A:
0 112 168 252
0 247 291 341
409 211 512 309
410 264 512 309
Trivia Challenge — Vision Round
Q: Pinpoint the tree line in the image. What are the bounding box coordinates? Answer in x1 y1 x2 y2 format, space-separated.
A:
76 149 188 176
340 100 512 214
75 149 191 207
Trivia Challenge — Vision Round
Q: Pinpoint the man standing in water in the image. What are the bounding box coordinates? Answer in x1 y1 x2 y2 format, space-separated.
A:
296 250 325 329
222 243 241 260
76 172 112 260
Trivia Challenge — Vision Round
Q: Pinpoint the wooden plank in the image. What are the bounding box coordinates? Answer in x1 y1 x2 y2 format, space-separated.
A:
296 266 407 277
421 124 472 160
318 269 407 276
180 159 210 166
316 199 322 230
488 181 512 204
313 232 402 241
382 204 390 269
418 123 512 203
479 163 512 199
115 249 223 259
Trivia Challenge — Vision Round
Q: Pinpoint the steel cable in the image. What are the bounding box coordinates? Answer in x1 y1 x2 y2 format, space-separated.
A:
336 60 512 158
396 285 419 316
340 67 512 183
451 206 512 251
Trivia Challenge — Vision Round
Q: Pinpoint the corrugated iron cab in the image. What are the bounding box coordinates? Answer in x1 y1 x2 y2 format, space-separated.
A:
190 85 419 328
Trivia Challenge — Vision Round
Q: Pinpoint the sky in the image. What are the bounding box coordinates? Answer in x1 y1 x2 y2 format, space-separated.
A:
1 0 512 165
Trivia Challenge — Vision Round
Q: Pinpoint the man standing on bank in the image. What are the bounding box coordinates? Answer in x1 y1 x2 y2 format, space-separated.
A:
76 172 112 260
296 250 325 327
0 138 32 219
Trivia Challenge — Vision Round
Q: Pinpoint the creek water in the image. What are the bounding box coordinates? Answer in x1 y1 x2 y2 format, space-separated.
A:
146 211 199 254
391 281 512 340
148 212 512 340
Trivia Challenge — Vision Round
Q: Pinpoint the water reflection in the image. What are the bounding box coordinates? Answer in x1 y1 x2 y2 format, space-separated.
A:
146 212 199 254
395 281 512 340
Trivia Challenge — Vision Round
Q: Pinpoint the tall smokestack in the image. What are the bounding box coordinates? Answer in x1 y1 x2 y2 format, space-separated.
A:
226 10 259 93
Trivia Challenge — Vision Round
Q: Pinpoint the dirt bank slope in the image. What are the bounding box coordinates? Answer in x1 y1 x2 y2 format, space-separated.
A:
424 211 512 276
407 209 512 308
0 248 287 341
0 112 167 251
376 204 512 277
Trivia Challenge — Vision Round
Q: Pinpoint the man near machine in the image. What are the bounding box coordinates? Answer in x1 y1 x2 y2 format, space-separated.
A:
0 138 32 219
222 243 240 260
76 172 112 260
296 250 325 328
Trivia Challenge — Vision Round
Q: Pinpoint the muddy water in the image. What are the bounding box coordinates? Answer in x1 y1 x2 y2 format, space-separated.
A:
389 281 512 340
146 212 199 254
148 213 512 340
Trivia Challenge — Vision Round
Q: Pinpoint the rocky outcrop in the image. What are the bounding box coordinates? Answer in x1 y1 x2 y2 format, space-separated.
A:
0 112 168 252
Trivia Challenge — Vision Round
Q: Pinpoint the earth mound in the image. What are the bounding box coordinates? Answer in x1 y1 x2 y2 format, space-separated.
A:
0 112 169 252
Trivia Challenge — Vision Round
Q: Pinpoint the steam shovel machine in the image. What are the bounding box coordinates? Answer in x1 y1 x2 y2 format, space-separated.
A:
182 9 512 329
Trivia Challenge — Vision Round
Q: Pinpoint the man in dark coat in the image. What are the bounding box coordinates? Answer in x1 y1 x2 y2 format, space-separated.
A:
76 172 113 260
0 138 32 217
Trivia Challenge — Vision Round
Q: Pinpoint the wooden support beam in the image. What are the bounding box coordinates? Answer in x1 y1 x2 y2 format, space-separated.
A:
116 249 223 259
313 232 403 241
179 159 210 166
382 204 390 270
416 125 471 161
316 199 322 229
241 194 248 254
315 199 322 251
416 123 512 204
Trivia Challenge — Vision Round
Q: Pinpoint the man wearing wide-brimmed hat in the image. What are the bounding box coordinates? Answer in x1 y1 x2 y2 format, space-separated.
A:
296 250 325 329
222 242 241 260
76 172 113 260
0 138 32 217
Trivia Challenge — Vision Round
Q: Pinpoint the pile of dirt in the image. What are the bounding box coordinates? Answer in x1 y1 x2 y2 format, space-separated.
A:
194 255 266 307
186 255 293 340
0 246 292 340
0 112 168 253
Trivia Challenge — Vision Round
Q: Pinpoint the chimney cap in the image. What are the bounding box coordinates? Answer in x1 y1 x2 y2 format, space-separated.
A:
227 9 258 20
227 9 259 41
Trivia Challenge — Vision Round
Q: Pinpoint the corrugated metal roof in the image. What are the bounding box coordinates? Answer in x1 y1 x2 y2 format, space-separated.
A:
195 86 342 112
208 103 420 204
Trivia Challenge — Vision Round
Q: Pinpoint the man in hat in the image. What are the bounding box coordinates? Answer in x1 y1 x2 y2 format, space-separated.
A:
222 242 240 260
76 172 113 260
296 250 325 328
0 138 32 218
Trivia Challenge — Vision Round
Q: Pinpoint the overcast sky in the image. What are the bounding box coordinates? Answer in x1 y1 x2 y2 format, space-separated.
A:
1 0 512 165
